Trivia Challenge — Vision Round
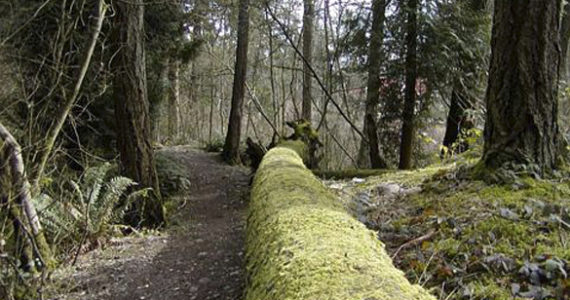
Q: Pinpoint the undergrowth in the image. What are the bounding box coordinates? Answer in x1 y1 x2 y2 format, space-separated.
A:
36 163 143 260
329 157 570 300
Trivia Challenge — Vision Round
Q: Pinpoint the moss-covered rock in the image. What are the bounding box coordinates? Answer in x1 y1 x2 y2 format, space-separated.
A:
246 147 435 300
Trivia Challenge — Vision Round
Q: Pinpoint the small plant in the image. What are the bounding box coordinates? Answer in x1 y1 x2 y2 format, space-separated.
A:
37 163 144 256
203 138 224 153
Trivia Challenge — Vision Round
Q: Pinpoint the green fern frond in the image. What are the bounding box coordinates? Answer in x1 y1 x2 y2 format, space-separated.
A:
81 163 112 191
38 162 144 250
91 176 135 233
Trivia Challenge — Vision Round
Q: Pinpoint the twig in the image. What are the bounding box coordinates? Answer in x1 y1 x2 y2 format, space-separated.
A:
0 0 54 47
391 229 437 259
207 49 282 139
265 2 367 142
33 0 108 193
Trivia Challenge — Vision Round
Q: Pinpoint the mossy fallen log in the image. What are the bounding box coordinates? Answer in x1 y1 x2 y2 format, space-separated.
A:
246 147 436 300
313 168 391 180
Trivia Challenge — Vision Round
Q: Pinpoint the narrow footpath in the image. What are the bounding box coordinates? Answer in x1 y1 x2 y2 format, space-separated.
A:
50 146 250 300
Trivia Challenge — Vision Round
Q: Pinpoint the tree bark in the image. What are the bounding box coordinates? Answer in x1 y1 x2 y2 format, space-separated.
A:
0 122 52 271
398 0 418 170
113 0 165 227
440 0 483 154
441 89 473 154
359 0 389 169
560 2 570 81
482 0 561 173
222 0 250 164
168 60 181 142
302 0 314 122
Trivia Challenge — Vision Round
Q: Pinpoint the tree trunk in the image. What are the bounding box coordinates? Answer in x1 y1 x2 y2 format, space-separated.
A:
559 3 570 131
561 2 570 81
266 9 279 128
398 0 418 170
0 122 52 271
441 89 473 155
209 84 215 142
440 0 483 154
222 0 250 164
152 57 170 144
168 60 180 142
113 0 165 227
302 0 314 122
359 0 389 169
482 0 561 173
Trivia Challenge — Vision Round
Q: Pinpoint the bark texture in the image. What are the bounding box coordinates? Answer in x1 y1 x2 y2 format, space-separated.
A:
0 122 52 271
561 2 570 81
440 0 484 154
113 0 165 227
482 0 561 172
442 89 473 154
168 60 181 141
302 0 314 122
223 0 250 164
398 0 418 170
359 0 389 169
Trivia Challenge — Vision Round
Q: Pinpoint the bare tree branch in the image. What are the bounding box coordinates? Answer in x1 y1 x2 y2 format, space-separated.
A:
265 2 367 142
33 0 108 192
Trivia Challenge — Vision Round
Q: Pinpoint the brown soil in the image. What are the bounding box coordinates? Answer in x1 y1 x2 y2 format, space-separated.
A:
49 146 250 300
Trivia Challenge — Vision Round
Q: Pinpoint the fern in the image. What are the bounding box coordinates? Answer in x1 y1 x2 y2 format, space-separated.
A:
91 176 135 235
37 163 142 254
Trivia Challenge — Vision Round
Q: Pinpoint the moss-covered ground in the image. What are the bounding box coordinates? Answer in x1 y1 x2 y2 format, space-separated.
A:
327 161 570 299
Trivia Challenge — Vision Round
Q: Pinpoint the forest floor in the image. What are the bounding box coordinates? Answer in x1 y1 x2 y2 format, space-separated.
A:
324 158 570 299
48 146 250 300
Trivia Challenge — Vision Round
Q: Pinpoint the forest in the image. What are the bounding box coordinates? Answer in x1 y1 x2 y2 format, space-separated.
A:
0 0 569 299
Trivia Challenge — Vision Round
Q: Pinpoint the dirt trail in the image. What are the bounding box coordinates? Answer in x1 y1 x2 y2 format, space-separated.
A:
50 146 250 300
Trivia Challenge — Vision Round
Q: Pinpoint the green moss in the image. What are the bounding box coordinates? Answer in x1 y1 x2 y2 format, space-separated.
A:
468 278 512 300
313 169 390 179
246 147 435 300
359 165 450 189
277 140 308 161
290 119 319 140
354 161 570 299
436 238 462 257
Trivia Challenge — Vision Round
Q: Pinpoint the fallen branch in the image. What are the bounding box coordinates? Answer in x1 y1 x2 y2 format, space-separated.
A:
392 229 437 259
0 122 51 269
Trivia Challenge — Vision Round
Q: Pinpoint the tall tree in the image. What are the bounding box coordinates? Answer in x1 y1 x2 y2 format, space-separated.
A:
560 1 570 81
222 0 250 164
168 60 181 141
398 0 418 170
359 0 389 168
441 0 487 155
302 0 314 122
441 90 472 154
482 0 561 173
113 0 165 227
